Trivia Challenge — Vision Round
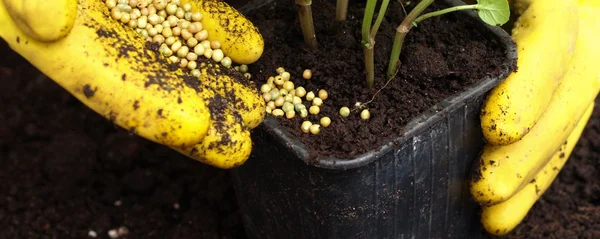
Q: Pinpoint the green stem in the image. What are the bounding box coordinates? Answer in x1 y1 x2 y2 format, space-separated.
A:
296 0 317 49
361 0 378 44
364 46 375 88
361 0 390 88
361 0 378 88
370 0 390 38
386 0 433 79
414 4 479 24
336 0 349 21
364 0 390 88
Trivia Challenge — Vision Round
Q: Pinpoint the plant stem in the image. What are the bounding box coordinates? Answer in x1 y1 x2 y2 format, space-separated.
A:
361 0 378 44
413 4 479 24
370 0 390 38
362 0 378 88
336 0 349 21
386 0 433 79
296 0 317 49
364 45 376 88
361 0 390 88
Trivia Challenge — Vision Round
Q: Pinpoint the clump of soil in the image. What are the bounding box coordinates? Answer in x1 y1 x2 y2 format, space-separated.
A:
245 0 514 159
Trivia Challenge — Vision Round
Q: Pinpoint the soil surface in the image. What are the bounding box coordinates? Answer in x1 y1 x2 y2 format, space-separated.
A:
0 42 246 239
2 42 596 238
1 1 598 239
244 0 515 159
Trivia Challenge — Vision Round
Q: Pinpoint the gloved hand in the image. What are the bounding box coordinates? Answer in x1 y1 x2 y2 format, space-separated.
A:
470 0 600 235
0 0 266 169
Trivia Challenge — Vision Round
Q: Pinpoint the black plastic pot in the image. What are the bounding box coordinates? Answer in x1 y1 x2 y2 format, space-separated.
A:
231 0 518 238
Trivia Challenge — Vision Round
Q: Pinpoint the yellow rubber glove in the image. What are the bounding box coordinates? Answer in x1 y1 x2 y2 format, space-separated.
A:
0 0 266 169
470 0 600 235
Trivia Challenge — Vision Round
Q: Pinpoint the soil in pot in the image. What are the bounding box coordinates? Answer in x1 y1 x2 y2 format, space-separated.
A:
245 0 515 159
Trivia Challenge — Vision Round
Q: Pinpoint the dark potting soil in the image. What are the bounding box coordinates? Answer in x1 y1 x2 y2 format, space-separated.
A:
0 18 598 239
244 0 514 159
0 1 596 238
0 42 246 239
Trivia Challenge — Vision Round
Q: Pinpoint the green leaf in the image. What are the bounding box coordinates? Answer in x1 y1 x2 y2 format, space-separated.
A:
476 0 510 26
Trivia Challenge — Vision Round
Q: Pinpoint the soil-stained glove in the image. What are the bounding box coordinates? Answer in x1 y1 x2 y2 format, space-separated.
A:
0 0 266 169
470 0 600 235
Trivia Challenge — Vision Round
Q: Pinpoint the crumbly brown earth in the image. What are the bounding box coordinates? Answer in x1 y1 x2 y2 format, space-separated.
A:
0 37 245 239
244 0 513 159
2 43 598 238
0 0 597 238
